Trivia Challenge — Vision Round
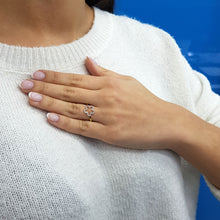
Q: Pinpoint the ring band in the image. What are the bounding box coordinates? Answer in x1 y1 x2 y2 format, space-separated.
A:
83 104 95 122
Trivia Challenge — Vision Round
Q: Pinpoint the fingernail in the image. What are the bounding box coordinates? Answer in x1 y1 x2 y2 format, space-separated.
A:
28 92 42 101
20 80 34 89
31 71 45 80
88 57 97 65
47 113 59 122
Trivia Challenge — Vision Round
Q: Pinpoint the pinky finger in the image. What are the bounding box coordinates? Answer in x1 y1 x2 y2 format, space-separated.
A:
46 112 106 141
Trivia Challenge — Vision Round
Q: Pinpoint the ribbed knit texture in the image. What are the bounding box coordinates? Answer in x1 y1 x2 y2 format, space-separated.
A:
0 6 220 220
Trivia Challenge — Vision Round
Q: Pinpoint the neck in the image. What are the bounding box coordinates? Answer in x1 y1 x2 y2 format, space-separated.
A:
0 0 94 47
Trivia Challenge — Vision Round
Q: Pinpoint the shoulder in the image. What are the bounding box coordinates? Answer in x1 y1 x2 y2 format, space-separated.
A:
110 11 182 56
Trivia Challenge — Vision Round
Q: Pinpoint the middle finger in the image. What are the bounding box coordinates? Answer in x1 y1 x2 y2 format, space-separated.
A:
20 80 100 106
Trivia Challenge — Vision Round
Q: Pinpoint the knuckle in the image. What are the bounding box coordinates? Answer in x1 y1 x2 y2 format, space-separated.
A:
38 82 47 93
99 91 107 101
63 117 72 130
51 71 60 83
69 75 83 87
106 78 117 88
105 78 122 92
102 90 120 105
61 87 75 99
78 120 90 133
110 112 120 123
47 98 56 108
67 103 81 116
111 125 120 138
103 126 119 144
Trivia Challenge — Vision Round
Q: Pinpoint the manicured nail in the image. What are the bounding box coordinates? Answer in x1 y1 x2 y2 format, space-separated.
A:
31 71 45 80
47 113 59 122
20 80 34 89
28 92 42 101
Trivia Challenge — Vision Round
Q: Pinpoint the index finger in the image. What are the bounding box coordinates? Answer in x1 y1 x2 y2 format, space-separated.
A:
31 70 105 90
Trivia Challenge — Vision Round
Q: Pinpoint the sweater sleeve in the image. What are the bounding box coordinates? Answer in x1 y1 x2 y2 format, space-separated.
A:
186 55 220 201
189 70 220 201
155 27 220 201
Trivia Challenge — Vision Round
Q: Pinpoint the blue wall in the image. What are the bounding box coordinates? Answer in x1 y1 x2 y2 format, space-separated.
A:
114 0 220 219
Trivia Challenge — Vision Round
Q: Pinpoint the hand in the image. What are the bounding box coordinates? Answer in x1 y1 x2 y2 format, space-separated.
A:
19 57 183 150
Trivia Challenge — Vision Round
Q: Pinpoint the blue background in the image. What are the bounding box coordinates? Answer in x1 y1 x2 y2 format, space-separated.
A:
114 0 220 219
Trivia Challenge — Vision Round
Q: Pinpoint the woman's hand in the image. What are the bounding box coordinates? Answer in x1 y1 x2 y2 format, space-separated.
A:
19 57 185 150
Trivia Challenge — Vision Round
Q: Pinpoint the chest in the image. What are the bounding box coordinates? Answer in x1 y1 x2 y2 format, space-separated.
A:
0 65 189 217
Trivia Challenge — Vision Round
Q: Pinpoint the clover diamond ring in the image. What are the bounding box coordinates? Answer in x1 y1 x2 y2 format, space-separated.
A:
83 104 95 122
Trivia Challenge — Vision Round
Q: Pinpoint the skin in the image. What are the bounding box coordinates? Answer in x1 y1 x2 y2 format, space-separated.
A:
1 1 220 190
0 0 94 47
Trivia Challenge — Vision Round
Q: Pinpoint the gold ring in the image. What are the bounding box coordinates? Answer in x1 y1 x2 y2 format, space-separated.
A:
83 104 95 122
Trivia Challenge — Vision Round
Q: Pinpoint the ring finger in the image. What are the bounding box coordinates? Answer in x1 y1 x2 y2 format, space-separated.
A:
28 92 104 123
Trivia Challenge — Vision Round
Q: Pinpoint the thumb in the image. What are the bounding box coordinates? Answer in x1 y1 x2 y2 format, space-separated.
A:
85 56 118 77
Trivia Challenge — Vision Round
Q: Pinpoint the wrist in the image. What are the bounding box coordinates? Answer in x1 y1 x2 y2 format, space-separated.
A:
155 102 191 151
165 103 197 153
169 104 207 155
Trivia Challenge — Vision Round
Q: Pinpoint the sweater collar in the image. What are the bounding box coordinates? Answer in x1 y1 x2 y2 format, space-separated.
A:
0 6 113 73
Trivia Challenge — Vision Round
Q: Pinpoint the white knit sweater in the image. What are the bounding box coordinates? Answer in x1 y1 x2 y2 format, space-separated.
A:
0 6 220 220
